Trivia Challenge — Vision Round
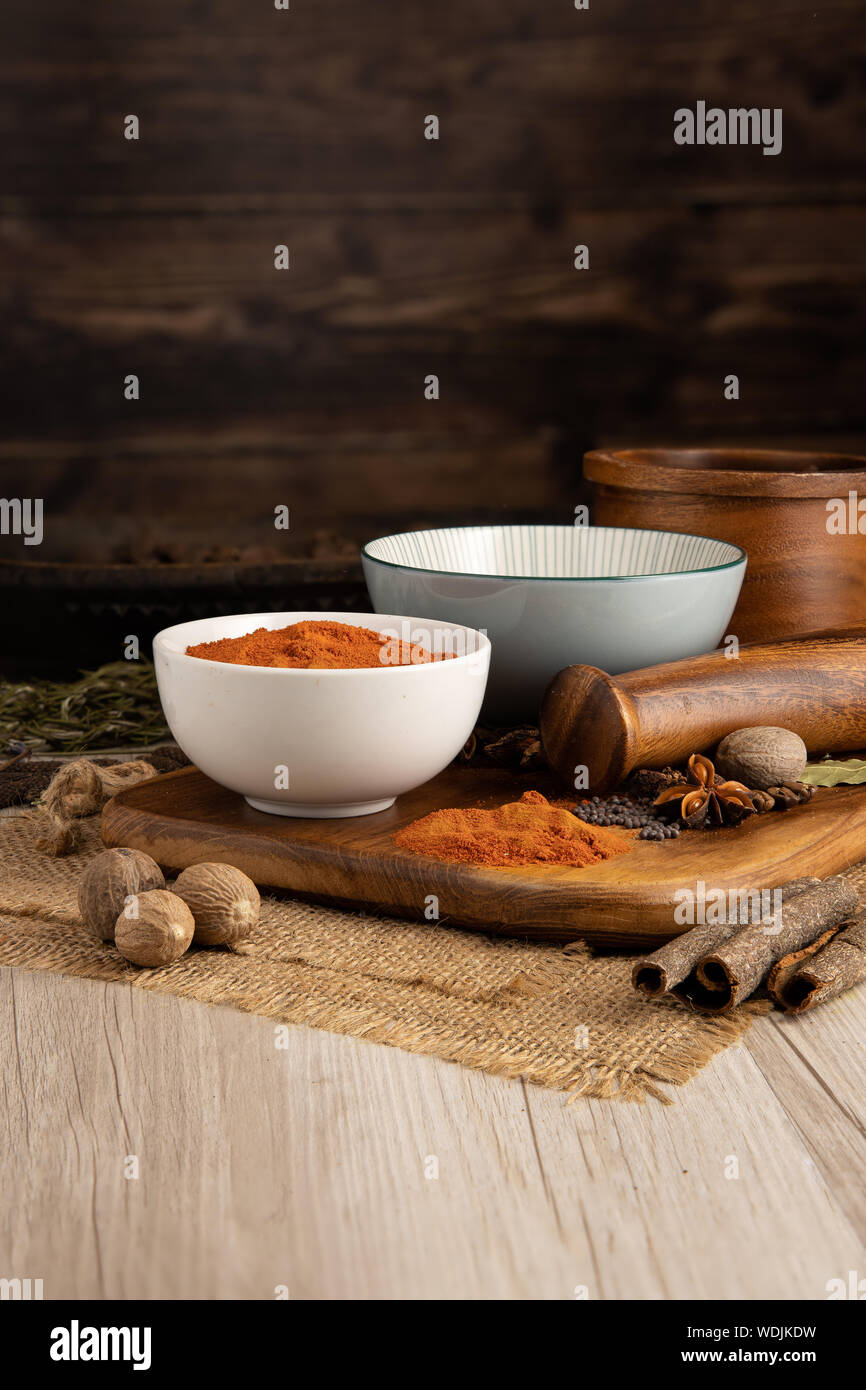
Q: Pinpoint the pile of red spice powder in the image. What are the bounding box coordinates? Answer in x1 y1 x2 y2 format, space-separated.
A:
394 790 633 869
186 619 454 669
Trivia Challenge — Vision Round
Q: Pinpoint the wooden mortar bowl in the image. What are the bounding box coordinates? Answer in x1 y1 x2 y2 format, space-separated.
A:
584 448 866 644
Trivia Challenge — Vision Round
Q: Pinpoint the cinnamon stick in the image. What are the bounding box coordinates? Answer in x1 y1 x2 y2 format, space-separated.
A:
631 877 819 998
678 877 859 1013
775 916 866 1014
766 928 840 1004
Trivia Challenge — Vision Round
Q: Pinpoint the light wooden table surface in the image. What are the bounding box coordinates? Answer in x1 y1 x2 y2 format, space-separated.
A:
2 962 865 1301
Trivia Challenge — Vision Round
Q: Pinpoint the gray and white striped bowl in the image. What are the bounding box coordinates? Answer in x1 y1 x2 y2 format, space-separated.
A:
362 524 746 720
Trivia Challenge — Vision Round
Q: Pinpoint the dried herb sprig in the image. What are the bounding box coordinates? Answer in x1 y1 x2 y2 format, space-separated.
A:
0 661 169 754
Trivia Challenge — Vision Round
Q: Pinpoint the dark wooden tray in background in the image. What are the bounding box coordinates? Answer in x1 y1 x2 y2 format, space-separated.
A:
0 555 367 681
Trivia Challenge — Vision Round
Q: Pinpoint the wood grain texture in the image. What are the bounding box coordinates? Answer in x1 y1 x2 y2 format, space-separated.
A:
2 964 865 1299
100 764 866 946
743 993 866 1242
1 1 865 569
541 630 866 792
2 0 864 204
3 206 865 451
586 448 866 644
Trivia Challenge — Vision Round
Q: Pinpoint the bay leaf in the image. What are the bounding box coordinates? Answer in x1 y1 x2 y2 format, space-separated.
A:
801 759 866 787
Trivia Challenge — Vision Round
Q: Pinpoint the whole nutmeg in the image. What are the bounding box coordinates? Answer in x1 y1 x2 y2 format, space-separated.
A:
172 863 260 946
715 727 808 791
114 889 195 967
77 847 165 941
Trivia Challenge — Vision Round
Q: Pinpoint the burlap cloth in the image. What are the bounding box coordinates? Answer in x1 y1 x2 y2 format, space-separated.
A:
6 812 862 1103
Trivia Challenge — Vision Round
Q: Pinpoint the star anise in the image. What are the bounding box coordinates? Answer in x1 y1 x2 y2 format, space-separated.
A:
653 752 757 829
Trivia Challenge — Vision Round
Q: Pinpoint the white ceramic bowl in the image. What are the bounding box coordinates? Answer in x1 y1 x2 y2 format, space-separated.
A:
363 525 747 721
153 611 490 817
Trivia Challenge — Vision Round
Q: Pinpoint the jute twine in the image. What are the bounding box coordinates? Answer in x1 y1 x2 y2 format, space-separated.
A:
5 812 864 1102
29 758 158 855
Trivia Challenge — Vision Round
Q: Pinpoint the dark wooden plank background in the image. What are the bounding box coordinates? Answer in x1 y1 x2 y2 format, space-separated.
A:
1 0 865 562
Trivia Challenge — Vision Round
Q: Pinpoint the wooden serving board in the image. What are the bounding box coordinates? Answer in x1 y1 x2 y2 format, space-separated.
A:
101 766 866 947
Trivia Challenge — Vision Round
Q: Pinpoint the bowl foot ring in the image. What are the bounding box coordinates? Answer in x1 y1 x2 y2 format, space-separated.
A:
244 795 396 819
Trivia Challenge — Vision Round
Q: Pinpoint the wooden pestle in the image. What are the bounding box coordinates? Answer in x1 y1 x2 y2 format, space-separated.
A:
540 629 866 794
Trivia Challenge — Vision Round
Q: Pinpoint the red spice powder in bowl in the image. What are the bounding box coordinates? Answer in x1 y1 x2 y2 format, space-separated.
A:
153 611 490 817
186 618 454 669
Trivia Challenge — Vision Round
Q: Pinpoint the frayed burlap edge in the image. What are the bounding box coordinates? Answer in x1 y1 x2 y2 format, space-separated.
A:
566 1001 770 1104
0 907 769 1105
1 811 846 1103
